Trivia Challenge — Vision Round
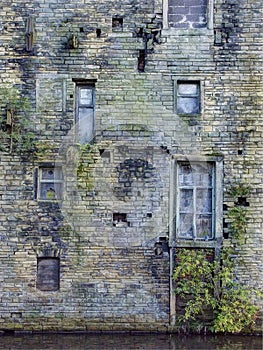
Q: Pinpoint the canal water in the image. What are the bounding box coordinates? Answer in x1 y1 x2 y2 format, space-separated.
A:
0 333 261 350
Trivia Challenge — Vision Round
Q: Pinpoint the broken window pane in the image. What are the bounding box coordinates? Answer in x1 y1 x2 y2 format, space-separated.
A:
39 183 63 200
38 167 63 200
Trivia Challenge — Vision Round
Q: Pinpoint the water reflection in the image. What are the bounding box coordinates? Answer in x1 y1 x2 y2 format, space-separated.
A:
0 333 261 350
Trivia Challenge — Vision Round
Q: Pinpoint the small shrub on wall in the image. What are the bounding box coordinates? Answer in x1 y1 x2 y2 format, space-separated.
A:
173 248 260 334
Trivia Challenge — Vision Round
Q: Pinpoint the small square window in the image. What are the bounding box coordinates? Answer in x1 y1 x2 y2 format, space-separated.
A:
38 166 63 200
176 81 201 115
37 257 60 291
112 17 123 31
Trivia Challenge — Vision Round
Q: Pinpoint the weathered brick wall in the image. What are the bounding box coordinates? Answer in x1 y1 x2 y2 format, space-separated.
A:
0 0 262 332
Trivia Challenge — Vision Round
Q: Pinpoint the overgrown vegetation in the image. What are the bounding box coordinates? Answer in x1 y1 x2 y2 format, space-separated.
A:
76 143 100 191
0 86 35 153
173 248 259 333
173 180 260 333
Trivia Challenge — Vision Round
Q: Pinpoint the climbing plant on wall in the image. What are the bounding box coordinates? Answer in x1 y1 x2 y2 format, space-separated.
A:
0 86 35 153
173 248 260 333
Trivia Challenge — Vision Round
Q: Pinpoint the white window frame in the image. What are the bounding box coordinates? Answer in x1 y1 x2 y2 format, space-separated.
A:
176 161 214 240
163 0 214 30
75 82 95 144
37 166 63 201
169 156 223 246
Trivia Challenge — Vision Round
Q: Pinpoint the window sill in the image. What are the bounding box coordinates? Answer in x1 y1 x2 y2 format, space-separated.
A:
175 239 218 249
162 28 214 36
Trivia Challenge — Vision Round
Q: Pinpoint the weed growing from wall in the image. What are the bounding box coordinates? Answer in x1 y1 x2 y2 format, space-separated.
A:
0 86 35 153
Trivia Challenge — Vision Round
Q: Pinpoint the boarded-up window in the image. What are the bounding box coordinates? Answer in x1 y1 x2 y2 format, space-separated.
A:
75 83 95 144
37 258 60 291
38 166 63 200
168 0 208 29
176 162 214 240
176 81 200 115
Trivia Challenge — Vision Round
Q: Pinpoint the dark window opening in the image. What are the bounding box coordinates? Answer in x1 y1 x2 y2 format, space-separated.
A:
96 28 101 38
236 197 249 207
138 50 146 72
112 17 123 30
113 213 129 227
37 257 60 292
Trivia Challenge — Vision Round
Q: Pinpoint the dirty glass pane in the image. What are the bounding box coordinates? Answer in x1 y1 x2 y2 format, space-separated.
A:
178 164 193 186
79 87 93 105
179 213 194 238
177 97 200 114
178 83 198 96
196 189 212 213
78 107 94 144
40 182 62 200
193 163 213 186
180 189 193 212
196 214 212 239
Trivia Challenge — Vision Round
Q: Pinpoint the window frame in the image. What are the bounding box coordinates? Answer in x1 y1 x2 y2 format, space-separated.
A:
175 80 201 116
36 257 60 292
37 165 63 201
74 81 96 144
169 156 223 247
176 161 215 240
163 0 214 31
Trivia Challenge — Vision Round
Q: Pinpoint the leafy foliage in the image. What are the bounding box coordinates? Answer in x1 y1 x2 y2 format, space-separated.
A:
0 86 35 153
173 248 259 333
227 206 248 240
228 182 251 200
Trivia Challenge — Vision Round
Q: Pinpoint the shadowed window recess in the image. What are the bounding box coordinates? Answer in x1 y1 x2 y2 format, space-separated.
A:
37 257 60 291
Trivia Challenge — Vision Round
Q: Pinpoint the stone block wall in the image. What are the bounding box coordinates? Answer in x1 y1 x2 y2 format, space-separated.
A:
0 0 262 332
